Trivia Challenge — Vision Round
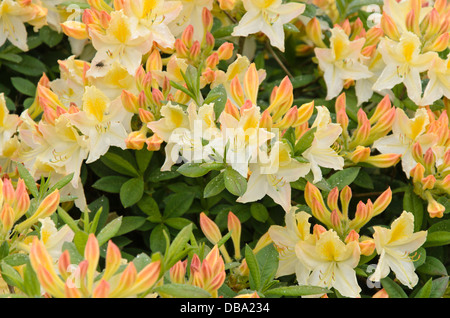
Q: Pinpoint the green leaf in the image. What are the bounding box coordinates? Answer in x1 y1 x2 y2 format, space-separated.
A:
177 162 210 178
16 163 38 198
48 173 74 194
294 127 316 156
203 172 225 198
165 223 193 268
23 261 40 297
6 55 47 77
155 283 211 298
0 53 22 63
381 277 408 298
0 241 9 260
73 231 89 255
212 24 237 38
120 177 144 208
137 195 162 223
428 220 450 233
115 216 147 236
223 167 247 197
327 167 361 190
100 152 140 177
0 262 24 291
39 26 64 47
245 245 261 291
417 256 448 276
414 278 433 298
165 217 193 230
283 23 300 33
11 77 36 96
265 285 331 297
255 244 279 291
163 192 195 218
250 203 269 223
96 216 123 247
429 276 449 298
135 148 153 173
2 254 29 267
92 175 130 193
403 188 423 232
423 231 450 248
150 224 168 254
204 84 227 119
57 206 81 233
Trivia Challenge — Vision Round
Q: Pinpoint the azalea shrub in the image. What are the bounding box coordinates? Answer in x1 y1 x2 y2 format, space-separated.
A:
0 0 448 300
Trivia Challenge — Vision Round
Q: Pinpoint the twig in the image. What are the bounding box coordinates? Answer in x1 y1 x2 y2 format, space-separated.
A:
265 41 294 79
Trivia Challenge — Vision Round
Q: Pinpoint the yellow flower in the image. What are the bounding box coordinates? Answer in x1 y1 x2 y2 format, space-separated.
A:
369 211 427 289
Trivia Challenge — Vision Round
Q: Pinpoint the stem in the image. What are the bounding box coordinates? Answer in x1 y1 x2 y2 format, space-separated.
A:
265 41 294 79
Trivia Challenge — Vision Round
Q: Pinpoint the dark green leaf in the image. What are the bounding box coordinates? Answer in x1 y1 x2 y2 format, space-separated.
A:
155 283 211 298
92 175 130 193
120 177 144 208
327 167 361 190
203 172 225 198
265 285 331 297
11 77 36 96
381 277 408 298
223 167 247 197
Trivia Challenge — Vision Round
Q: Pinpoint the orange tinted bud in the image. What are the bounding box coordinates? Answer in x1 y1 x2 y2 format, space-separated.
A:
174 39 189 57
422 175 436 190
217 42 234 60
0 203 14 234
37 265 66 298
426 32 449 52
305 182 327 209
406 9 420 34
109 262 138 297
423 148 436 172
373 288 389 298
17 190 60 232
313 224 327 239
363 153 402 168
85 233 100 291
381 12 400 40
244 64 259 105
139 108 155 124
424 9 440 39
359 239 376 256
146 49 162 73
103 240 122 281
199 212 222 244
295 101 314 127
411 141 424 165
434 0 447 13
340 185 352 219
410 163 425 183
426 194 445 218
351 18 364 39
330 209 342 231
189 41 201 60
121 90 139 114
327 187 340 212
370 95 391 124
146 134 163 151
230 77 245 108
206 52 219 69
61 21 88 40
170 260 187 284
369 108 396 140
128 260 161 296
268 76 294 121
227 211 242 259
350 146 371 163
273 106 298 130
345 230 360 243
202 8 213 31
372 187 392 217
259 109 273 130
306 17 326 48
311 197 331 227
340 20 351 36
218 0 236 10
182 25 194 47
92 279 110 298
224 99 240 120
364 27 384 47
58 250 72 281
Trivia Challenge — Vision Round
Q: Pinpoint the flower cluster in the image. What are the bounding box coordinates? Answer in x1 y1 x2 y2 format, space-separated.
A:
0 0 449 300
